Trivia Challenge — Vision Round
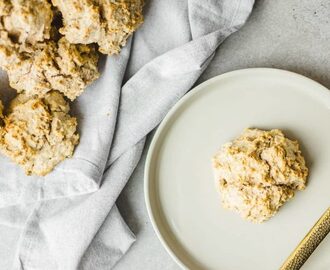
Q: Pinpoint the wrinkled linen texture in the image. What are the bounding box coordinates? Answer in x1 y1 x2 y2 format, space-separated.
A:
0 0 254 269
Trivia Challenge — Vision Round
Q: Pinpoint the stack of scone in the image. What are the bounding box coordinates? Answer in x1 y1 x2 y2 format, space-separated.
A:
0 0 144 176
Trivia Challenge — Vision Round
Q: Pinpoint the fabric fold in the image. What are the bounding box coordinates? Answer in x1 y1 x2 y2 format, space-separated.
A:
0 40 132 208
78 205 136 270
15 140 145 270
109 0 254 164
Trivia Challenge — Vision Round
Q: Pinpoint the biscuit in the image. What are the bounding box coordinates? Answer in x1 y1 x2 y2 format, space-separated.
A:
0 91 79 176
52 0 144 54
0 0 53 44
1 37 99 100
212 128 308 223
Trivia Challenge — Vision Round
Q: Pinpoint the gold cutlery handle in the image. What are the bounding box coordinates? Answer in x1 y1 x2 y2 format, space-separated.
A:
280 207 330 270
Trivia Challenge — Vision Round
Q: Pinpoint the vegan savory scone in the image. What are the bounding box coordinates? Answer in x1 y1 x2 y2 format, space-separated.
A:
212 128 308 223
0 91 79 176
0 0 53 44
0 0 100 100
0 37 99 100
0 0 144 99
0 0 144 176
52 0 144 54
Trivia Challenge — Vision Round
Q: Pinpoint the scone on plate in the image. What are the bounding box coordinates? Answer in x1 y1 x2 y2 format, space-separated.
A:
0 91 79 176
212 128 308 223
52 0 144 54
0 37 99 100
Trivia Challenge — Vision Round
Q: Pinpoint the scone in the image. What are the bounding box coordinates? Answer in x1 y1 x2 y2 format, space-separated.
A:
0 0 53 44
212 128 308 223
52 0 144 54
0 37 99 100
0 91 79 176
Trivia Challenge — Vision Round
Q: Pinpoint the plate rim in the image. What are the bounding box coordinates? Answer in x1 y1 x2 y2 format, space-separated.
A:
144 67 330 270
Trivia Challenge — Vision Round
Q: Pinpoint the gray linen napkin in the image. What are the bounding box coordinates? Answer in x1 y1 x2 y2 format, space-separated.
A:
0 0 254 268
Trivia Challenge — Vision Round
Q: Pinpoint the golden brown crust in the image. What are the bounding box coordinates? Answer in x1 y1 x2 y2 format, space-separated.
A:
212 128 308 223
51 0 102 44
0 0 53 44
0 0 100 100
0 0 145 176
0 91 79 176
97 0 144 54
52 0 144 55
2 38 99 100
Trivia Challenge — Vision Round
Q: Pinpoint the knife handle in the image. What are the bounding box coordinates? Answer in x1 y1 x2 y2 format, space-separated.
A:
280 207 330 270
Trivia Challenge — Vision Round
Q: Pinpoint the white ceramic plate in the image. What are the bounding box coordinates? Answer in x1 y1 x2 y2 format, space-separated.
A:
144 68 330 270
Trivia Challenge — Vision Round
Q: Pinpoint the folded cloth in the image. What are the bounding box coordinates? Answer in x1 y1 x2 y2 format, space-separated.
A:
0 0 254 269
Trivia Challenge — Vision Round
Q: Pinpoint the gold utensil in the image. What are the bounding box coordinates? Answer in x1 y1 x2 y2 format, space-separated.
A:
280 207 330 270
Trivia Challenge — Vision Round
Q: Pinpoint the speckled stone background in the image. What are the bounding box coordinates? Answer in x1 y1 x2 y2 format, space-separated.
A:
1 0 330 269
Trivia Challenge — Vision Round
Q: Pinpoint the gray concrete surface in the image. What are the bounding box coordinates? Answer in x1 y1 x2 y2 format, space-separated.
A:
116 0 330 269
1 0 330 269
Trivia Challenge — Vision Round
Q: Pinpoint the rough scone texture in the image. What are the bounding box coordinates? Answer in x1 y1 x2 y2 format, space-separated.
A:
52 0 144 54
0 91 79 176
0 0 144 99
0 0 53 44
0 37 99 100
212 128 308 223
0 0 144 175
